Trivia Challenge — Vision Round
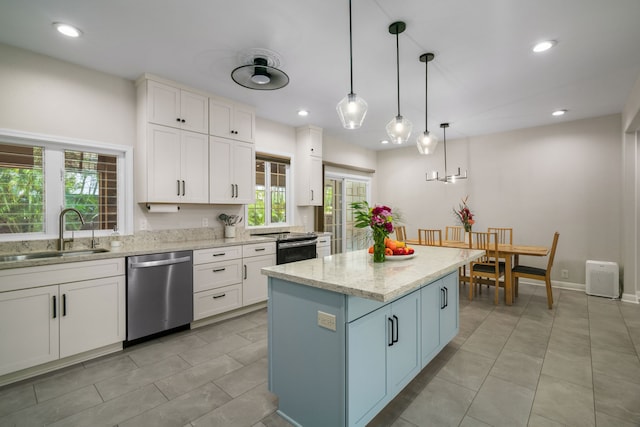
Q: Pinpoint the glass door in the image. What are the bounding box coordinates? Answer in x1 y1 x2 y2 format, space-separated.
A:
324 175 370 254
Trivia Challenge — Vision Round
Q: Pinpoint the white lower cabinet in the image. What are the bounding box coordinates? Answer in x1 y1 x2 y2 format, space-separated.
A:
0 259 125 377
193 242 276 321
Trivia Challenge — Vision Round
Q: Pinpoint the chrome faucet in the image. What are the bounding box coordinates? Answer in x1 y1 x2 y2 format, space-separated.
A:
58 208 85 251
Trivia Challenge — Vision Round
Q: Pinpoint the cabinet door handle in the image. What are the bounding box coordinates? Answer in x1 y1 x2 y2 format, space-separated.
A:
254 248 265 252
181 119 186 123
444 286 449 308
388 317 394 347
177 180 181 196
62 294 67 316
440 288 446 309
176 118 181 122
182 180 185 196
234 184 239 198
230 184 235 198
212 268 226 273
212 293 226 299
212 253 225 257
52 295 57 319
392 315 399 344
244 265 247 280
310 189 314 201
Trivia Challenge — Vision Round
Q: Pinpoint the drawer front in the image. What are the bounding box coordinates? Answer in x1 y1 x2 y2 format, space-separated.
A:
242 242 276 258
193 284 242 320
193 245 242 265
194 259 242 292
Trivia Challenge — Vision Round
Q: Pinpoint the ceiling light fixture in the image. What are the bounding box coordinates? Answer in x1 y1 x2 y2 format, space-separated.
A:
381 139 389 145
231 49 289 90
426 123 467 183
298 109 309 117
416 53 438 155
53 22 82 38
532 40 556 53
336 0 367 129
386 21 412 144
552 109 567 116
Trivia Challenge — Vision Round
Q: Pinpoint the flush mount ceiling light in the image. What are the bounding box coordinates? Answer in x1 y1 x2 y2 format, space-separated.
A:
532 40 556 53
231 49 289 90
416 52 438 155
336 0 368 129
297 109 309 117
552 109 567 116
386 21 412 145
426 123 468 183
53 22 82 38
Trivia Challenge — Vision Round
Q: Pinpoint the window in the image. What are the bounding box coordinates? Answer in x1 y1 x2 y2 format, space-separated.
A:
0 130 131 240
247 154 290 227
0 143 44 233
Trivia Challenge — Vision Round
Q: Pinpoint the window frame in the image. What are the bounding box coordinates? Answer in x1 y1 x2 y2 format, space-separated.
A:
246 152 292 228
0 128 133 241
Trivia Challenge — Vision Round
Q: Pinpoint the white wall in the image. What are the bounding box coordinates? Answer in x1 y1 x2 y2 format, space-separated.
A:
376 114 622 286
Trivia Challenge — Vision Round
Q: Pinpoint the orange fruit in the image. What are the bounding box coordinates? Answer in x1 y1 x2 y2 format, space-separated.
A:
368 246 374 254
385 248 393 255
386 240 397 250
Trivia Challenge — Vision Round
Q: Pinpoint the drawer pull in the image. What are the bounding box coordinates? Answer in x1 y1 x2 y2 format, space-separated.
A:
212 253 225 257
254 248 266 252
53 295 57 319
212 293 226 299
212 268 226 273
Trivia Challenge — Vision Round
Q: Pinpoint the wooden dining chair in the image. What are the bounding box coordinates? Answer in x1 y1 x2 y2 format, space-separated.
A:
445 226 464 242
469 232 505 305
417 229 442 246
512 232 560 309
488 227 513 245
395 225 406 242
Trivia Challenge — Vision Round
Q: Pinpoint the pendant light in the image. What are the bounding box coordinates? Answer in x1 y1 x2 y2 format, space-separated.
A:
426 123 468 183
386 21 412 144
417 53 438 155
336 0 367 129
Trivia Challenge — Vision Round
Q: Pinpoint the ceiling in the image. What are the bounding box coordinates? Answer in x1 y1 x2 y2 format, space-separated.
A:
1 0 639 151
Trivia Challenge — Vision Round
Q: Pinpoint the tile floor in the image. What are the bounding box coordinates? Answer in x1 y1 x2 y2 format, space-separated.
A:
1 283 639 426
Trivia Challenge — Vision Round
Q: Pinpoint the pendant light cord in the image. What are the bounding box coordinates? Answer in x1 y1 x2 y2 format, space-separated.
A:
442 124 447 175
348 0 354 95
395 30 401 117
424 59 428 132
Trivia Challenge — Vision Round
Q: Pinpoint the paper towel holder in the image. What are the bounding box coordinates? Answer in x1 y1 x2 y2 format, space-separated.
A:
146 203 181 213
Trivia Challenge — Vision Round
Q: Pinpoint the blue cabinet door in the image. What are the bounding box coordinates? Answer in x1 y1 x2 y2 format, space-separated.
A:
347 305 389 427
388 290 421 395
440 273 458 345
421 280 441 367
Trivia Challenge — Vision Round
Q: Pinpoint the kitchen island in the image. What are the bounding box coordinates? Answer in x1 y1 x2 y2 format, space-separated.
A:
262 245 484 427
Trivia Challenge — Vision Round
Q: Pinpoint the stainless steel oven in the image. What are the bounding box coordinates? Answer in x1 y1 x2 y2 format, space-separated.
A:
256 232 318 264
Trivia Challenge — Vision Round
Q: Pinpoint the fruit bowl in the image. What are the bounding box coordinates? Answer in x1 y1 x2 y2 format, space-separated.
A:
385 253 416 261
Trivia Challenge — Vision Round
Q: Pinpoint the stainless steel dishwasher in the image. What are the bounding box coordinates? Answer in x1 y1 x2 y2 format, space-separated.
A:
126 250 193 342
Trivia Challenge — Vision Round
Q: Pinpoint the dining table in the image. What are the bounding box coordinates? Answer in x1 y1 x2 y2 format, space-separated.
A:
405 238 550 305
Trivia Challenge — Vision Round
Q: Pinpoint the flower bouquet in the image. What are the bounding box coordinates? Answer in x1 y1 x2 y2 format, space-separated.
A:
453 195 475 232
352 201 394 262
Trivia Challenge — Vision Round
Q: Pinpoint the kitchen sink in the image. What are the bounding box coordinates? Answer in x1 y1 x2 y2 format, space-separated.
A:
0 248 110 262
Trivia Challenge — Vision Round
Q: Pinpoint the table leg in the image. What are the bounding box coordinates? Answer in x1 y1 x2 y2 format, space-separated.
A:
505 254 513 305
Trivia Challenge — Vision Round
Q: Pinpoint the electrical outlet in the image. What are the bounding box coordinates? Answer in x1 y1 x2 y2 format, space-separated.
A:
561 269 569 279
317 311 336 331
139 219 147 231
202 217 209 227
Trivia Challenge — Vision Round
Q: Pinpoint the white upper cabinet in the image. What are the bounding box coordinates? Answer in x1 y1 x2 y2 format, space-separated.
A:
296 125 323 206
147 80 209 134
210 97 255 143
209 137 255 204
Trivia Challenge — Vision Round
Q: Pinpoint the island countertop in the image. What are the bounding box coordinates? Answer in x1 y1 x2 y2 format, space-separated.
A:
261 245 484 302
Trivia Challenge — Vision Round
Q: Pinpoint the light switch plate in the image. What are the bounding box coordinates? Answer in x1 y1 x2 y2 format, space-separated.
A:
317 311 336 331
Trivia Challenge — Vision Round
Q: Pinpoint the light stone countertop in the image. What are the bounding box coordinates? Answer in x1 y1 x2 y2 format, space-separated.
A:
261 245 485 302
0 235 276 270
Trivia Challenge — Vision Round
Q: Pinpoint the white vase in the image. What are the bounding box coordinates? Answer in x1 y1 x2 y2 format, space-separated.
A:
224 225 236 238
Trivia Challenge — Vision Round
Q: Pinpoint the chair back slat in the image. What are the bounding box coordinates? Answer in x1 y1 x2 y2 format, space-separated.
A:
546 232 560 273
395 226 406 242
487 227 513 245
418 229 442 246
445 226 464 242
472 231 498 262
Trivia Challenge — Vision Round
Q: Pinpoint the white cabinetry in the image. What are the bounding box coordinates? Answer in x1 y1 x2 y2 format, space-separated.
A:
296 126 323 206
317 234 331 258
193 246 243 320
209 137 255 204
147 124 209 203
242 242 276 305
146 79 209 134
210 97 255 143
0 259 125 378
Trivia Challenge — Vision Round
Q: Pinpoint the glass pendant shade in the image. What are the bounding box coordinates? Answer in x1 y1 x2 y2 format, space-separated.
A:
386 115 412 144
337 92 368 129
417 130 438 155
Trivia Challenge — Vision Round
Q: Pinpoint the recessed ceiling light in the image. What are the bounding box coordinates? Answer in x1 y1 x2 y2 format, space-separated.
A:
381 139 389 145
532 40 556 53
53 22 82 38
552 109 567 116
297 109 309 117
